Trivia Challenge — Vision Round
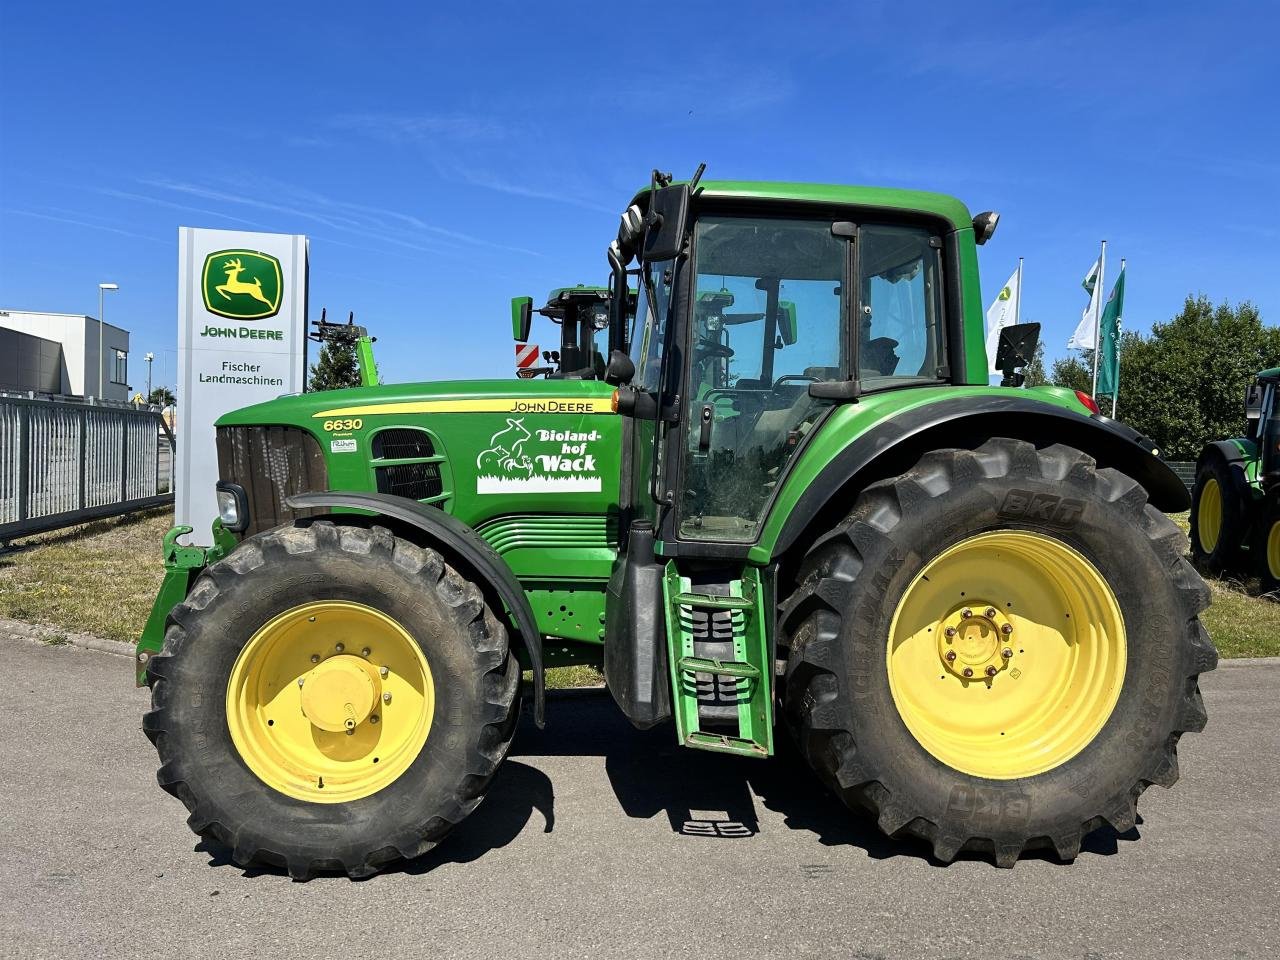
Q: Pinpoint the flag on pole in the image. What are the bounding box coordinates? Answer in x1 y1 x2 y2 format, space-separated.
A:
984 266 1022 374
1097 265 1126 397
1068 251 1106 349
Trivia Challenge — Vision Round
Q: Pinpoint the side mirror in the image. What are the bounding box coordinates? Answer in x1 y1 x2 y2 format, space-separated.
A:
511 296 533 342
995 322 1040 387
1245 383 1264 439
604 349 635 386
777 300 798 346
642 184 690 262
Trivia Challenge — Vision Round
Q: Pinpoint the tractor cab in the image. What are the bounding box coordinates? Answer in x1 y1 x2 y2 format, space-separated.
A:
1249 367 1280 487
511 285 635 380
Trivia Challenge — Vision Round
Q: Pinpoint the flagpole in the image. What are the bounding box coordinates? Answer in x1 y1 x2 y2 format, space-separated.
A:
1111 257 1126 418
1090 240 1107 397
1015 257 1023 326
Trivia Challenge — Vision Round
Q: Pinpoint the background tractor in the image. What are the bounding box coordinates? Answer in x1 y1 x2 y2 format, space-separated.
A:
137 169 1215 879
1190 366 1280 590
511 285 635 379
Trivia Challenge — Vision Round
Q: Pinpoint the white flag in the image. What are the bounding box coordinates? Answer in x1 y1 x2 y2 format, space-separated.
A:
985 267 1021 374
1068 251 1106 349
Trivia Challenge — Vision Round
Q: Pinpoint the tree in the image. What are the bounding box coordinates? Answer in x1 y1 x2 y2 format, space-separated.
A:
1050 353 1093 394
147 386 175 407
1022 341 1048 387
1113 296 1280 461
308 337 362 391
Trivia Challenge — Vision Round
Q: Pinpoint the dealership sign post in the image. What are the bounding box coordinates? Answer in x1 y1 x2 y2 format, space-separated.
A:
177 228 308 543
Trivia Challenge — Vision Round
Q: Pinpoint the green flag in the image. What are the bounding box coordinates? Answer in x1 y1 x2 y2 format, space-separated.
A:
1097 266 1125 397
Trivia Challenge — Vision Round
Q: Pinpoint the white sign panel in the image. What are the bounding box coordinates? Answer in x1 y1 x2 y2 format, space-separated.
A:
177 227 308 543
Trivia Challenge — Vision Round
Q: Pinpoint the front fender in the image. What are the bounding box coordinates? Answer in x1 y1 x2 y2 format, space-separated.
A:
286 491 545 727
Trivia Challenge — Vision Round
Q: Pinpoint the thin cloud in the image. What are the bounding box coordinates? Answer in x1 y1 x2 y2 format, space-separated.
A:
5 209 166 244
330 112 507 144
95 187 263 228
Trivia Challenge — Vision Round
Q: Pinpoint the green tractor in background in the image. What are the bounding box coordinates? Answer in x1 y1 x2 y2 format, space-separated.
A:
511 284 634 379
137 168 1215 878
1190 366 1280 591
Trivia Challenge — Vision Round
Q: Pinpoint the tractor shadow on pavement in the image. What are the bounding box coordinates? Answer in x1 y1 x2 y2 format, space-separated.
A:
511 690 1141 867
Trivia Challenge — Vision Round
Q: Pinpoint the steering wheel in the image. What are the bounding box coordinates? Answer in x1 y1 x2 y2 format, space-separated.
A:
695 340 735 363
773 374 820 391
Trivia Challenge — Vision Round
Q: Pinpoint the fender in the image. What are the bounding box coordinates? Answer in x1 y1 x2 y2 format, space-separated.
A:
286 491 545 727
773 395 1190 557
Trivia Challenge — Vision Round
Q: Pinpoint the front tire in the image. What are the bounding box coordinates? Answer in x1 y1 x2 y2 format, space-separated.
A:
781 439 1216 866
144 521 520 879
1190 454 1247 574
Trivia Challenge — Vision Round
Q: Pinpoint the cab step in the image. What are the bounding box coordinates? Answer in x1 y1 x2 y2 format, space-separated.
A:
663 563 774 758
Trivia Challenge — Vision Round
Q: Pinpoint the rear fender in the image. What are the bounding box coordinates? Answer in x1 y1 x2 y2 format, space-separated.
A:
772 396 1190 562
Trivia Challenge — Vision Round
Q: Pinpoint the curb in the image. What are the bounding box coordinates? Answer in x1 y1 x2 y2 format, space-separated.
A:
0 617 134 659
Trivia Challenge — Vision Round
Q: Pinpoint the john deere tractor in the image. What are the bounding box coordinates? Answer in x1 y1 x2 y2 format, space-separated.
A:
137 169 1215 878
511 285 634 379
1190 366 1280 590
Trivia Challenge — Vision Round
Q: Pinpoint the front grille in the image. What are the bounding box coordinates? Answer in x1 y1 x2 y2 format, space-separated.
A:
371 428 435 460
375 461 442 501
216 425 328 537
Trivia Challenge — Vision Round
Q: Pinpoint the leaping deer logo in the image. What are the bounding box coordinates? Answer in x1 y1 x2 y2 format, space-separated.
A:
215 258 274 308
476 418 535 477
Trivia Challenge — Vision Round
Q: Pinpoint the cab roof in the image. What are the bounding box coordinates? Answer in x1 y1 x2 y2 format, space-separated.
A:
629 180 975 231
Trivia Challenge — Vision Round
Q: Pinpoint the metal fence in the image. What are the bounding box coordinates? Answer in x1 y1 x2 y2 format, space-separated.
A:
1166 461 1196 493
0 395 174 543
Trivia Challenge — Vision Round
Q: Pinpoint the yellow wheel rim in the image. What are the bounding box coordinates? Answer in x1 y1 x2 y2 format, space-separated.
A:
1198 478 1223 553
1268 517 1280 580
226 601 434 803
887 531 1127 780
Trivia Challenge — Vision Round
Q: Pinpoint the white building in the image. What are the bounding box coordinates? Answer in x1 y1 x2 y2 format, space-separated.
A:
0 310 132 401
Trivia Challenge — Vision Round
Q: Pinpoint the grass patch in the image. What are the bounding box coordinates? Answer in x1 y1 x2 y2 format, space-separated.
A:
0 507 1272 666
0 508 172 645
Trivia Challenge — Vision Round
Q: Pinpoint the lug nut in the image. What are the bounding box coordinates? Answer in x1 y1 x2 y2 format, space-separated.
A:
379 666 389 679
310 654 320 664
945 650 957 662
984 607 997 619
297 677 305 687
1001 623 1014 635
382 692 392 704
962 667 974 678
985 665 998 677
944 626 957 638
1002 647 1014 659
361 647 371 657
369 715 379 724
334 643 344 653
961 608 973 619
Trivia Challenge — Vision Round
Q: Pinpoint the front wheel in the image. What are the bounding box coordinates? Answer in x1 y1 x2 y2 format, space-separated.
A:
1257 496 1280 593
781 439 1216 866
144 521 520 879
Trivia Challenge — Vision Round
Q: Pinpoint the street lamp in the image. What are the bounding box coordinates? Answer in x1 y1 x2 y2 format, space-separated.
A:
144 352 155 400
97 282 119 398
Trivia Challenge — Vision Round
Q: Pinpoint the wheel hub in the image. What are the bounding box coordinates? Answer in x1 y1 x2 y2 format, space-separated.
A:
937 603 1014 681
299 654 383 732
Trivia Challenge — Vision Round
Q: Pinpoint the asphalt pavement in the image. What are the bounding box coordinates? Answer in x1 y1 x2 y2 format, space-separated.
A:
1 639 1277 960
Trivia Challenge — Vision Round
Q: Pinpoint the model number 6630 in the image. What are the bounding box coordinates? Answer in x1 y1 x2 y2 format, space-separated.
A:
322 418 363 432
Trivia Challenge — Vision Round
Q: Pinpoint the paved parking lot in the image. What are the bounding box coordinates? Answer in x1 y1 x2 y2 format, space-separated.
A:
1 640 1277 960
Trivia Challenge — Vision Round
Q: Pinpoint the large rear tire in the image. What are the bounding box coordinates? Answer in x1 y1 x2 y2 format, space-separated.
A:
781 439 1216 866
144 520 520 879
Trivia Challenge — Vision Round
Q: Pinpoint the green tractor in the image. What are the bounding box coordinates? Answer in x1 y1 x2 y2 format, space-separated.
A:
137 169 1215 878
1190 366 1280 590
511 284 634 379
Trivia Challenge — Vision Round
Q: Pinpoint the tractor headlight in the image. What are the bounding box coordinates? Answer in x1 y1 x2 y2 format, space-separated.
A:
215 481 248 533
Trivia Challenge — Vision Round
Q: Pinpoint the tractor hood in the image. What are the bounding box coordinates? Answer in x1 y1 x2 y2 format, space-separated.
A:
216 378 616 428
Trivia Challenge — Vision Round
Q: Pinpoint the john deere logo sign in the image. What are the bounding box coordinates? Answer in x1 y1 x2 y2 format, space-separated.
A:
201 249 283 320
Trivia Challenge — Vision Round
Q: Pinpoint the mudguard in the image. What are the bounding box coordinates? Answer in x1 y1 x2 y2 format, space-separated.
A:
286 490 545 726
774 395 1190 557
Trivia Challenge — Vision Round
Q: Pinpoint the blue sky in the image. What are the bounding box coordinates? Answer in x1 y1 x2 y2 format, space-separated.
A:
2 0 1277 390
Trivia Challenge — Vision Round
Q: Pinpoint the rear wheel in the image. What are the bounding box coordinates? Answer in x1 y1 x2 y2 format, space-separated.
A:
782 439 1216 866
1190 455 1247 574
144 521 520 879
1257 498 1280 593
